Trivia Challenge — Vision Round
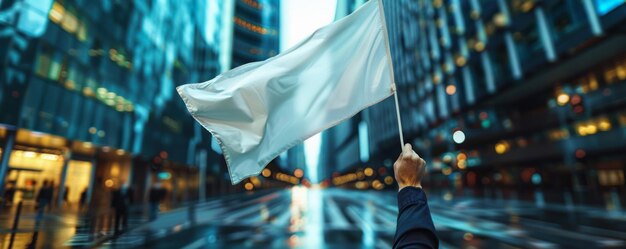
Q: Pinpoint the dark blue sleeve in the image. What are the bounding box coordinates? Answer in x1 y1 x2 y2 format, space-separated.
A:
393 187 439 249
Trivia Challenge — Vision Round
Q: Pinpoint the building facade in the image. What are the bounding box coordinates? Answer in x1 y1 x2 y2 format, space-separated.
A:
231 0 280 68
325 0 626 207
0 0 227 207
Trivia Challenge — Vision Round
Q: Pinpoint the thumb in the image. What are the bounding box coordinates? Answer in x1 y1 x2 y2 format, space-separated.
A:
402 143 412 157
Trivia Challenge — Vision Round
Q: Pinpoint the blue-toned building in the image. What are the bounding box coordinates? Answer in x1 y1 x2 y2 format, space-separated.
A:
0 0 227 207
230 0 280 68
324 0 626 207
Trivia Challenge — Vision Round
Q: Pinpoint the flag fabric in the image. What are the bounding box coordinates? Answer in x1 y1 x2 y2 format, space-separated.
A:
177 0 394 184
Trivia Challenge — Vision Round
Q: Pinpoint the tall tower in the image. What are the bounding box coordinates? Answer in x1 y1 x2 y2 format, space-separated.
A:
230 0 280 68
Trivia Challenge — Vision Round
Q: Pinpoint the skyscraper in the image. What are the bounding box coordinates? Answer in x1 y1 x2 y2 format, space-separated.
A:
230 0 280 68
0 0 227 206
324 0 626 205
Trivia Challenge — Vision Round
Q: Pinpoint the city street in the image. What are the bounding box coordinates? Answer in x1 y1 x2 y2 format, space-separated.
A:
2 0 626 248
100 188 626 249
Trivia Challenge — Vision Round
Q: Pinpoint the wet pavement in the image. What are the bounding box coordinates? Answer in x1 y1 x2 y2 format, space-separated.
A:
112 187 626 249
1 188 625 248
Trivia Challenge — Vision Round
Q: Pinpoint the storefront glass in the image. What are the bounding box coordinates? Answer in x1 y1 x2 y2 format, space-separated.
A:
65 160 92 203
6 150 64 204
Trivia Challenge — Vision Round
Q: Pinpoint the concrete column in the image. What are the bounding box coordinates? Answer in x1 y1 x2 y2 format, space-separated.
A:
86 157 97 206
198 150 207 202
57 150 72 207
0 130 16 195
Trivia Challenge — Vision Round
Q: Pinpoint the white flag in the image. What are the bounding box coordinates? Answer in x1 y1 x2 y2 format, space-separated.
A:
177 0 393 184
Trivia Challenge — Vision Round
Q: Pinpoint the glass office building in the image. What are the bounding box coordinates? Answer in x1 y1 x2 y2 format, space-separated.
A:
0 0 225 207
231 0 280 68
324 0 626 207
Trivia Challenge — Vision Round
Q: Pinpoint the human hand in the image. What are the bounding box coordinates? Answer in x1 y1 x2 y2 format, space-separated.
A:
393 143 426 191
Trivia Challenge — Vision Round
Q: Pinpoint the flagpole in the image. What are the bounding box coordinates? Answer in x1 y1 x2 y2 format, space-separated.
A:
377 0 404 149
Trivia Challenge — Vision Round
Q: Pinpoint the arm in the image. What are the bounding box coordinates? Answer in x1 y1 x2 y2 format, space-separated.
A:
392 144 439 249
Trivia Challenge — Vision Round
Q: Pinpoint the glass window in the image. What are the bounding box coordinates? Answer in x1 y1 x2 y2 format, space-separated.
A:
491 44 510 84
48 53 63 81
35 54 51 78
546 0 585 42
595 0 624 15
513 24 541 63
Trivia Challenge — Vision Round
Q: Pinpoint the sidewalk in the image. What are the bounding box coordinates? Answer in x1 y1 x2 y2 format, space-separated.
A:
0 201 147 249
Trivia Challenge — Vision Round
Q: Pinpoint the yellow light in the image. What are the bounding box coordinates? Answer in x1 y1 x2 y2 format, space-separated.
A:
495 141 509 154
116 149 125 156
364 167 374 177
457 153 467 161
24 151 37 158
493 13 507 27
577 125 587 136
372 180 384 190
262 168 271 177
40 153 59 161
442 168 452 175
61 13 78 33
455 55 466 67
49 2 64 23
586 124 597 135
104 179 114 188
521 1 535 12
556 93 570 106
598 119 612 131
457 160 467 169
250 177 261 187
446 85 457 95
384 176 394 185
355 181 369 189
244 182 254 191
294 168 304 178
474 41 485 52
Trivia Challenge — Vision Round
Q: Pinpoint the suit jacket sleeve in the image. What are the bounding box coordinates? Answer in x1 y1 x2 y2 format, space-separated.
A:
393 187 439 249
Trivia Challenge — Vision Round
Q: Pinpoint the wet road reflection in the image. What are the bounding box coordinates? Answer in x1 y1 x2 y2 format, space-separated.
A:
125 187 626 249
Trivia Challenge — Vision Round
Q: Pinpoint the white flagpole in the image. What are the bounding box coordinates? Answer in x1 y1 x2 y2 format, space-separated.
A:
377 0 405 149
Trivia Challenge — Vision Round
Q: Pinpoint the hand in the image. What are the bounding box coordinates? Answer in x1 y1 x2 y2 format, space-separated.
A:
393 143 426 191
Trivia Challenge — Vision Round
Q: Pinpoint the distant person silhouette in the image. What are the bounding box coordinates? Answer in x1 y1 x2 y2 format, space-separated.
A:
148 181 167 221
63 186 70 207
36 180 53 222
3 183 16 206
111 182 133 234
393 144 439 249
79 188 88 210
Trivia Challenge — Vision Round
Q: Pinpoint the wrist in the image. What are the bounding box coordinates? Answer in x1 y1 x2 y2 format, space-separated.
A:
398 183 422 192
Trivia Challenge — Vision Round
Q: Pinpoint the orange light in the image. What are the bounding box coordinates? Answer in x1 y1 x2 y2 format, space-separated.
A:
446 85 457 95
384 176 394 185
262 168 271 177
104 179 114 188
294 169 304 178
364 167 374 177
244 182 254 190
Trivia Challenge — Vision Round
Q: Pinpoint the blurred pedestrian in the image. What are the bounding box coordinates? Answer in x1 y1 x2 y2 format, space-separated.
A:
111 182 133 234
36 180 53 222
3 183 16 206
392 144 439 249
63 186 70 207
79 188 88 211
148 181 167 221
